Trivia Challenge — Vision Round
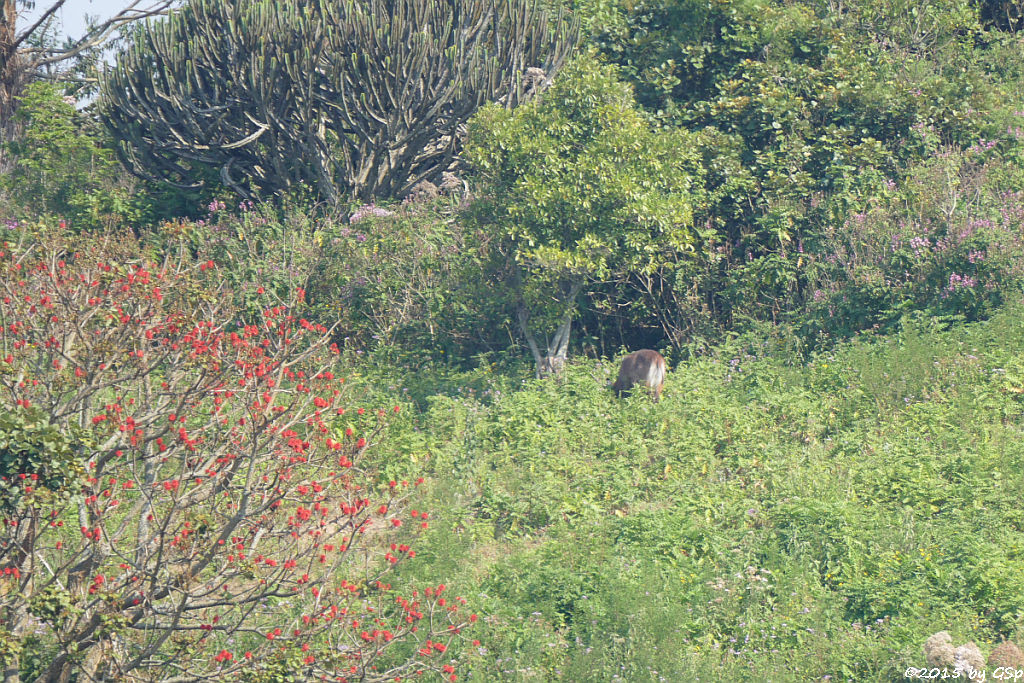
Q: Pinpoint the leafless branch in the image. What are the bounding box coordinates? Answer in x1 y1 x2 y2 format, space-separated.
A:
28 0 176 69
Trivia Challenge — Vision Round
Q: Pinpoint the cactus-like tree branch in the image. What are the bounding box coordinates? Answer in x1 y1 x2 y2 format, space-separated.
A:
99 0 577 203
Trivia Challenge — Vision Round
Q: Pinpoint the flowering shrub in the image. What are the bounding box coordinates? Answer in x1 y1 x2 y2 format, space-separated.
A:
0 227 473 681
348 203 394 224
805 144 1024 339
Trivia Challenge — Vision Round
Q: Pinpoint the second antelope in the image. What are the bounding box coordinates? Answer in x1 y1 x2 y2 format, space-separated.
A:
612 349 666 402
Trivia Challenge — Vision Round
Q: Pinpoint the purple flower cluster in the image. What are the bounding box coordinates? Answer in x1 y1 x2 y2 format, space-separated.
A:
909 236 931 257
970 138 998 153
349 204 393 224
946 272 977 292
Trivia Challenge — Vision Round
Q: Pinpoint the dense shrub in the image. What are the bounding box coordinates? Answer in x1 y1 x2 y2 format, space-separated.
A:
145 194 514 366
0 83 140 230
805 140 1024 340
562 0 1024 348
147 198 324 320
308 195 512 363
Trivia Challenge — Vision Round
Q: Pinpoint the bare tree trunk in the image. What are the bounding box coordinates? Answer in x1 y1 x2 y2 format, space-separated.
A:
0 0 21 152
516 300 545 378
514 271 583 378
541 304 574 376
2 657 18 683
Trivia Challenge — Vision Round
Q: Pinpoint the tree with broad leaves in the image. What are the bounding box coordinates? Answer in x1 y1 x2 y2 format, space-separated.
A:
0 227 474 682
465 55 708 378
98 0 577 204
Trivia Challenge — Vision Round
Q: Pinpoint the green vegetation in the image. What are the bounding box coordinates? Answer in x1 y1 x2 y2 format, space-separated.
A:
466 54 707 376
0 83 140 228
3 0 1024 678
376 306 1024 679
540 0 1024 347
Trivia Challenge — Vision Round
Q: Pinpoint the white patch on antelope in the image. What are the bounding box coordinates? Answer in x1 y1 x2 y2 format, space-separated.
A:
611 349 666 402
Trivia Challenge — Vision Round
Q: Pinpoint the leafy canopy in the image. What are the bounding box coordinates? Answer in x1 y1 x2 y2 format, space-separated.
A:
466 53 708 281
1 82 138 228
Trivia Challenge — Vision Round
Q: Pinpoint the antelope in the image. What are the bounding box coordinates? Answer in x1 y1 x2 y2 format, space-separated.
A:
612 349 666 402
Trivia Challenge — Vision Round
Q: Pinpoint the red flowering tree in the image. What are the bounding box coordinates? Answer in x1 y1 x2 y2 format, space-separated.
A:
0 229 473 681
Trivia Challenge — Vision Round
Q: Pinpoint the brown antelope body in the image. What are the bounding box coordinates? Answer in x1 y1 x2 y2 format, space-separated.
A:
612 349 666 402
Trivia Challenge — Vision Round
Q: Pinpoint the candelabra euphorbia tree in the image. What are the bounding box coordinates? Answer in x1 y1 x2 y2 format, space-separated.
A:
99 0 577 203
0 228 474 681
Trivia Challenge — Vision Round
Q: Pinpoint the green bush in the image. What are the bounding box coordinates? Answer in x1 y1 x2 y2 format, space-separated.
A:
805 143 1024 340
0 83 141 229
0 406 87 513
145 198 323 321
308 195 510 363
567 0 1024 348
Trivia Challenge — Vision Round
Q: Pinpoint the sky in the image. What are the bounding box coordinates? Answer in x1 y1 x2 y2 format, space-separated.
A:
22 0 162 41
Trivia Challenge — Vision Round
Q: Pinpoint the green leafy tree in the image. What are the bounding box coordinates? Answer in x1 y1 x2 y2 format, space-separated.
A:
99 0 577 204
1 82 139 228
465 54 707 375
